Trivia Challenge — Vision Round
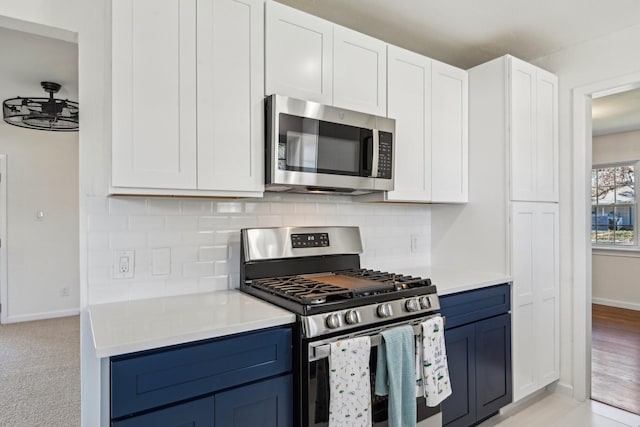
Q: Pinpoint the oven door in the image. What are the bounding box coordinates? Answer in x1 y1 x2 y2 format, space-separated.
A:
302 314 442 427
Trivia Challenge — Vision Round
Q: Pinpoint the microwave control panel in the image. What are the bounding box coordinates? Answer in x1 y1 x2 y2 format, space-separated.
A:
377 131 392 179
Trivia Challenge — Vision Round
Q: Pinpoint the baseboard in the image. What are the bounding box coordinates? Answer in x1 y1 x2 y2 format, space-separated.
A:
546 381 573 397
4 308 80 323
592 297 640 311
498 388 550 417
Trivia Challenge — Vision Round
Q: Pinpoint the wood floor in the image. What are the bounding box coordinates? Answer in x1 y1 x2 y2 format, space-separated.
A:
592 304 640 416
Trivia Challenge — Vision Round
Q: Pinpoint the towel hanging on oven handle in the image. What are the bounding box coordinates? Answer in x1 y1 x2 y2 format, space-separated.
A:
309 314 445 362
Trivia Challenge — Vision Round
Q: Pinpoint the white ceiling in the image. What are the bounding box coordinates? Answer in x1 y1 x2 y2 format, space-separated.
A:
2 3 640 136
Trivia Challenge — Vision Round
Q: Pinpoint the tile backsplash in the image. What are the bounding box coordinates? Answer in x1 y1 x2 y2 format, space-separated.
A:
87 193 431 304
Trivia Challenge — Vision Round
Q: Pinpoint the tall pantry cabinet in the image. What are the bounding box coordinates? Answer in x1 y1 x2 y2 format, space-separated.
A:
468 55 559 403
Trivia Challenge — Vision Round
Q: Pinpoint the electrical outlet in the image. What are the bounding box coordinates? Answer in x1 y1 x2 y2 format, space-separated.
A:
60 287 70 297
113 250 135 279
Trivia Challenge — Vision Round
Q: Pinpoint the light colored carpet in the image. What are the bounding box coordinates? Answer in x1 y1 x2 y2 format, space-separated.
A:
0 315 80 427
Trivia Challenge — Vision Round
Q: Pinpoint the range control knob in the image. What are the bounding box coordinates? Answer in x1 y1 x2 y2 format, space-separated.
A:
377 303 393 318
344 310 360 325
419 296 432 309
405 298 421 312
326 313 342 329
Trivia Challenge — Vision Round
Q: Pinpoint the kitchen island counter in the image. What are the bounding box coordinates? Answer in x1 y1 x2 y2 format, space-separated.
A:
89 290 295 358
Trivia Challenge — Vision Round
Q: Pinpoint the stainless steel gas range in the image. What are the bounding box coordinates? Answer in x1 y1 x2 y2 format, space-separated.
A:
240 226 442 427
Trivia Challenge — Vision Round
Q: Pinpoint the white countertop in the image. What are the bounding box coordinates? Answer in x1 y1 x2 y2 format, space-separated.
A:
89 290 296 358
394 267 512 296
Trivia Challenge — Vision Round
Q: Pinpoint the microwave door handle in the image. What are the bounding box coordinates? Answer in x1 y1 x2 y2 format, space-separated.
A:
371 129 380 178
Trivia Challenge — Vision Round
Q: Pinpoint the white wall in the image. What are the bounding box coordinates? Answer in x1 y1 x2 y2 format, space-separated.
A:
592 129 640 310
0 124 79 320
0 29 79 322
532 23 640 395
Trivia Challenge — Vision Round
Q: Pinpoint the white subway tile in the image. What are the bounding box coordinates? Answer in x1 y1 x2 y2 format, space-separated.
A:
228 273 240 289
213 230 240 245
165 216 199 231
215 202 243 214
316 203 338 215
228 242 240 266
270 202 292 214
85 197 109 214
181 199 214 215
170 246 199 264
165 278 199 296
109 198 147 215
215 260 230 275
148 198 182 215
183 231 216 246
183 261 215 278
257 215 283 227
294 203 317 215
88 266 111 282
244 202 270 214
110 232 147 249
129 216 165 232
151 248 171 276
199 246 228 262
88 215 127 232
198 276 229 292
199 216 230 231
89 282 131 305
229 216 257 229
148 231 182 247
88 250 112 268
129 281 165 300
88 232 109 250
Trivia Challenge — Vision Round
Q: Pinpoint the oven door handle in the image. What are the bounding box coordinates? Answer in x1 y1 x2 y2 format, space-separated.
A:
309 314 444 362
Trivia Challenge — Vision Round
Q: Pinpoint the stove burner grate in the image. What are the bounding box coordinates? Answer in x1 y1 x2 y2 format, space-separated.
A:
248 269 432 305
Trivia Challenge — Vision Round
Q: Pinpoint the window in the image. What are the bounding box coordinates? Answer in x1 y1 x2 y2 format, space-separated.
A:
592 163 637 246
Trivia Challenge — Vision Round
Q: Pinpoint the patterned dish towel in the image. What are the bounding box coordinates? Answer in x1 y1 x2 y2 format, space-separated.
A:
328 336 372 427
420 316 452 406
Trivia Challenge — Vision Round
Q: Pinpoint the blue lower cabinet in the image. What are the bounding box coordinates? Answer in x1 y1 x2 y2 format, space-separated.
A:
475 313 512 421
442 323 476 427
112 396 214 427
441 285 512 427
215 374 293 427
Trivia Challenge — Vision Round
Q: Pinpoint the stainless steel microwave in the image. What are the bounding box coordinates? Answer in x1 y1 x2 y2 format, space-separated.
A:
265 95 395 195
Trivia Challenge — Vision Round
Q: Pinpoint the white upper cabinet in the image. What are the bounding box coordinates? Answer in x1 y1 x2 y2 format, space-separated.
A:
196 0 264 193
112 0 198 190
361 46 468 203
265 1 386 115
431 60 468 203
111 0 263 196
510 57 558 202
265 1 333 104
333 25 387 116
385 46 432 202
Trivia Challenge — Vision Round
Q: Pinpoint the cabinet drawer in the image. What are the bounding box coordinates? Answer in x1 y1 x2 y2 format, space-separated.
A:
111 327 292 419
112 396 214 427
440 284 510 329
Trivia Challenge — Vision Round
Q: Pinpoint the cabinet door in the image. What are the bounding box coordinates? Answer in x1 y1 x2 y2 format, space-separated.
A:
535 71 559 202
442 323 476 427
196 0 264 192
511 202 559 402
112 0 197 189
215 374 293 427
509 58 537 201
386 45 432 202
112 396 214 427
265 1 333 104
333 25 387 116
475 313 512 421
534 203 560 386
431 60 468 203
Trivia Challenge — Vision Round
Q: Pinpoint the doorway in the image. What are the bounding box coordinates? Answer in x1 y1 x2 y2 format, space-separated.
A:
0 25 79 323
572 71 640 409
